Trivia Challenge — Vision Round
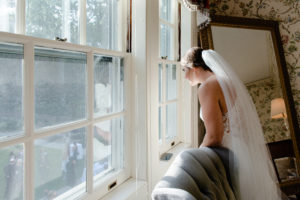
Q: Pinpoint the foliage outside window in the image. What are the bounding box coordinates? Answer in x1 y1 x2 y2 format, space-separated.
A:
0 0 124 51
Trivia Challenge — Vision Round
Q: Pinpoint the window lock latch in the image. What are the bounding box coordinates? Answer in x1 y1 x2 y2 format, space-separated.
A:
55 37 67 42
161 56 168 60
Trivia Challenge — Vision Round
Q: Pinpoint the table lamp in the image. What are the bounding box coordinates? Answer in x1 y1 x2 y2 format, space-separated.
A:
271 98 289 131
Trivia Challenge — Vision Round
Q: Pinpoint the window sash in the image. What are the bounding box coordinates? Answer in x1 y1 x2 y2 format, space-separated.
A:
159 0 179 61
158 61 181 154
0 32 131 200
5 0 127 52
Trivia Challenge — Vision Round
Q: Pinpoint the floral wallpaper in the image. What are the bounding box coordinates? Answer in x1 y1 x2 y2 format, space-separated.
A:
209 0 300 142
246 78 289 142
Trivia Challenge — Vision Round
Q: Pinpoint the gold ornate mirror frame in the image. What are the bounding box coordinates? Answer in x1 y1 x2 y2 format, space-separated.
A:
198 15 300 184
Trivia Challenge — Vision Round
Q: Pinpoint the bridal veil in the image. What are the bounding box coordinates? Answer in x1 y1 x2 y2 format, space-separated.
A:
202 50 282 200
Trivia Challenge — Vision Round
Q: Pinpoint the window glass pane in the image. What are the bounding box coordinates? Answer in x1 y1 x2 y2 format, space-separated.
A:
159 63 163 103
34 128 86 199
35 47 86 129
86 0 121 50
166 64 177 100
0 43 23 140
26 0 79 44
94 55 124 117
0 0 16 33
166 102 176 141
158 107 162 144
160 24 174 60
0 144 24 200
160 0 172 23
93 117 124 184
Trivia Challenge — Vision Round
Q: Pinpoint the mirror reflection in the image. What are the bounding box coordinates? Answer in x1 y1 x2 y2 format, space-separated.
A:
211 26 289 142
210 26 299 182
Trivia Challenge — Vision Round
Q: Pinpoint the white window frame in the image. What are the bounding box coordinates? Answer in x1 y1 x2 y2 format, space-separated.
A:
0 0 131 199
157 0 182 154
157 59 182 154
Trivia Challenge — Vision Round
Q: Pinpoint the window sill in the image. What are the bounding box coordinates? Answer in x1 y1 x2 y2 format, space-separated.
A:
100 178 147 200
159 142 192 164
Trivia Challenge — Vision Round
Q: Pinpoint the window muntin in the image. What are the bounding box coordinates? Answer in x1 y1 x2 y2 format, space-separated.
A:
93 116 124 184
34 47 87 130
86 0 121 50
0 43 23 140
94 55 124 117
34 128 86 199
26 0 80 44
0 0 16 33
0 144 24 200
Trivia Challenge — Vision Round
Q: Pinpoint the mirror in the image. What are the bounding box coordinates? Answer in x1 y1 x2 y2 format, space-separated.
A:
211 26 289 142
198 15 300 192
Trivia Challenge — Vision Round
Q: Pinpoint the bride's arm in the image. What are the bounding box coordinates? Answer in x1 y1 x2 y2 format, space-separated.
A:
198 81 224 147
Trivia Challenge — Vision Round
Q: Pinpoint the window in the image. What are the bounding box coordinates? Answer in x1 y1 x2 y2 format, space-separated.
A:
0 0 16 33
0 144 24 200
34 47 87 129
26 0 80 44
94 55 124 117
158 0 181 153
159 0 177 60
158 62 180 152
0 43 23 140
0 0 130 197
34 128 86 199
1 0 124 50
92 54 125 186
86 0 122 50
0 38 129 199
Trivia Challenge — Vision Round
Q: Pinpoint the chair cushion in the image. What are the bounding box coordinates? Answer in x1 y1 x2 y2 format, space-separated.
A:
152 147 237 200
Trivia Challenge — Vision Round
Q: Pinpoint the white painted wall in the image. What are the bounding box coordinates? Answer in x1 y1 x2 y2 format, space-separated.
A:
131 0 148 182
181 7 199 148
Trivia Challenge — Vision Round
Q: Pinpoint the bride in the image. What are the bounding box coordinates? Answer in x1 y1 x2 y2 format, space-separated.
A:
181 47 282 199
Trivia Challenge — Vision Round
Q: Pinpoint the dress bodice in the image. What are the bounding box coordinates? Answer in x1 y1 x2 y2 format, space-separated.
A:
200 108 230 147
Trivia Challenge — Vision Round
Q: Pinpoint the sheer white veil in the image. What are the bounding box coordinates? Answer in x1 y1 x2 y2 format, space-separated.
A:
202 50 282 199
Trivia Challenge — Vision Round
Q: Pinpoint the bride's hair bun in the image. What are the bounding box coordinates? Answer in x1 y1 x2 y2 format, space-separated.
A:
181 47 212 72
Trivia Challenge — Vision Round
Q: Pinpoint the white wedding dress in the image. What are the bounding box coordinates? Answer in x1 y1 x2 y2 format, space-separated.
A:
200 109 231 148
200 50 282 200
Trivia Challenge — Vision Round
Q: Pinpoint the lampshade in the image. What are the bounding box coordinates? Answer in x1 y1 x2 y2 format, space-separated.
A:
271 98 287 119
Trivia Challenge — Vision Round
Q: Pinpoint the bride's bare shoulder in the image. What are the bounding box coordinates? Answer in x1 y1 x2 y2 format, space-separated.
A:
198 75 220 91
198 75 221 98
